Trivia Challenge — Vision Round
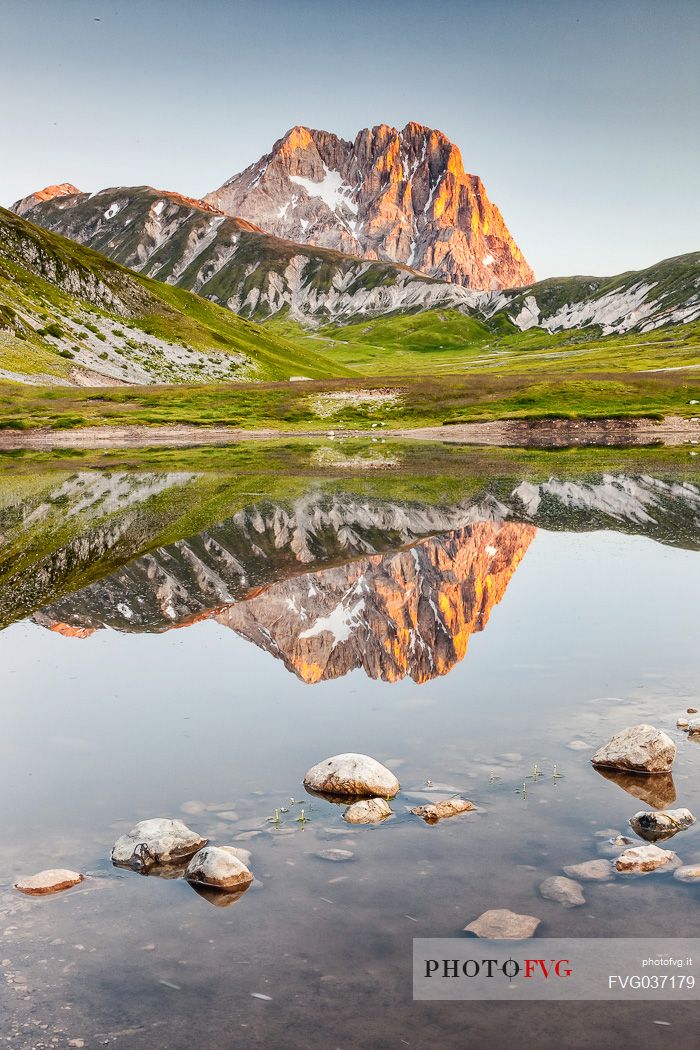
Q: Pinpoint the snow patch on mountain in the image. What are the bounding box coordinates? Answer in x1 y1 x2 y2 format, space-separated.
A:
289 165 358 217
299 585 366 648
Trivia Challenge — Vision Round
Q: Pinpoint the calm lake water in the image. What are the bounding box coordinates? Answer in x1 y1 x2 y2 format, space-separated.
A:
1 454 700 1048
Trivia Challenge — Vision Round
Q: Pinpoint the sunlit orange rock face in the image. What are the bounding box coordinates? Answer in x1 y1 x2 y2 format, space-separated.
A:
205 122 534 291
217 521 535 683
43 620 97 640
12 183 82 216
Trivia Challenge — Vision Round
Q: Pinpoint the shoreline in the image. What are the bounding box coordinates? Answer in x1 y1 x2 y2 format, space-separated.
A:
0 415 699 451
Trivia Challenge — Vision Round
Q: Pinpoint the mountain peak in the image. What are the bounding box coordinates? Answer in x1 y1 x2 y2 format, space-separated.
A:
12 182 82 216
205 123 533 289
279 124 319 151
401 120 435 136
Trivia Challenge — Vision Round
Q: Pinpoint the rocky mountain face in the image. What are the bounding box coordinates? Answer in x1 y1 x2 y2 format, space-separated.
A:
0 470 197 627
11 184 485 324
12 183 81 217
13 187 699 335
205 123 534 291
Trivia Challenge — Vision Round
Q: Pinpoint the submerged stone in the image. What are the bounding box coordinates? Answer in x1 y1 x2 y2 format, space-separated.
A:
539 876 585 907
111 818 207 870
343 798 392 824
464 909 540 939
562 859 614 882
673 865 700 882
591 724 676 774
14 869 84 896
303 753 399 799
410 798 475 823
598 835 633 856
316 849 355 862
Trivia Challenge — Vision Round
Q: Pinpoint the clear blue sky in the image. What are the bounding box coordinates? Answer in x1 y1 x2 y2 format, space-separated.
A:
2 0 698 279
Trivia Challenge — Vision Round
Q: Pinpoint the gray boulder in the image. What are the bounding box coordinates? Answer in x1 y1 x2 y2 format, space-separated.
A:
185 846 254 890
615 844 679 873
591 724 676 774
343 798 392 824
304 753 399 798
629 808 695 842
111 818 207 870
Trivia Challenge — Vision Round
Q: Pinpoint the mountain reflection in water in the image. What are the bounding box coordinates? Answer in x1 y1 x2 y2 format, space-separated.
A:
36 521 534 683
1 468 699 683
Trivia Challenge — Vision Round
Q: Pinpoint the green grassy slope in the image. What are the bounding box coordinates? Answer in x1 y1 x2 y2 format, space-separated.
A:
269 310 700 377
0 207 354 384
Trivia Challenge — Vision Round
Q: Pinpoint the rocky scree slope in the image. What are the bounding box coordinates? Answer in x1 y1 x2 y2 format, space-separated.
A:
0 207 340 384
12 183 488 325
13 187 700 338
485 253 700 336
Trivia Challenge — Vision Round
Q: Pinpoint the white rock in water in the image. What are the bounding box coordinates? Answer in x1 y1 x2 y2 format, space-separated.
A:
219 846 252 867
464 909 541 939
673 865 700 882
539 876 585 907
14 869 84 896
615 844 678 873
316 849 355 862
111 818 208 869
629 808 696 842
343 798 392 824
596 835 634 857
562 859 614 882
410 798 475 823
185 846 254 890
303 753 399 798
676 717 690 729
688 719 700 735
590 724 676 773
